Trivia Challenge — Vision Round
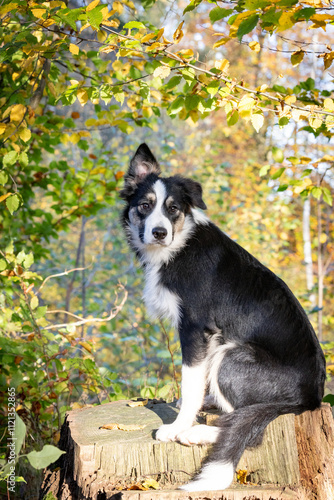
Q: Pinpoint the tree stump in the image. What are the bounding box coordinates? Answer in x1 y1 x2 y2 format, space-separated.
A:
40 401 334 500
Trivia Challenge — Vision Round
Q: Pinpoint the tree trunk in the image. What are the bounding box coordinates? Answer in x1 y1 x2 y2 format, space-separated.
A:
40 401 334 500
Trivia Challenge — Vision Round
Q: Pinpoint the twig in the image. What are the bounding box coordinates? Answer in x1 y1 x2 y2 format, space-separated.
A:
42 285 127 330
159 319 180 399
38 264 93 293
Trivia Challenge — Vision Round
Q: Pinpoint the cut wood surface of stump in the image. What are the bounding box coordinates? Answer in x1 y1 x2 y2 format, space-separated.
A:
40 401 334 500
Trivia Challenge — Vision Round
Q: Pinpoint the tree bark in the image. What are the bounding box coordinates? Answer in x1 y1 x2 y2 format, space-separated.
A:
40 401 334 500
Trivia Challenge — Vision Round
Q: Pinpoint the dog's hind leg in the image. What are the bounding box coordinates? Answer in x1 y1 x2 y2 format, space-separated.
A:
180 342 324 491
155 361 207 442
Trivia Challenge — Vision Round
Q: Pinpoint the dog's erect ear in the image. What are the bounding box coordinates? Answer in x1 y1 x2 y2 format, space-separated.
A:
120 144 161 199
177 177 207 210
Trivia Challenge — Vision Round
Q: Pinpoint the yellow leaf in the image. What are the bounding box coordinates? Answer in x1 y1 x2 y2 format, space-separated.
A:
97 29 107 42
141 32 157 43
320 233 327 244
215 59 229 73
78 341 92 352
291 50 304 66
238 95 256 111
249 41 260 53
153 65 171 79
113 1 123 13
156 27 164 40
276 11 295 32
325 114 334 130
324 52 334 70
77 88 88 106
10 104 26 123
324 98 334 111
0 193 12 203
69 43 79 55
173 21 184 44
213 37 230 49
309 116 322 129
87 0 99 11
0 124 6 135
31 8 47 19
19 127 31 142
285 95 296 105
128 399 148 407
141 478 159 490
101 19 119 27
100 423 146 431
251 113 264 133
80 23 90 33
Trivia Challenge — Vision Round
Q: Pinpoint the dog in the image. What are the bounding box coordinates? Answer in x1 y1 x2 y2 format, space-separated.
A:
120 143 326 492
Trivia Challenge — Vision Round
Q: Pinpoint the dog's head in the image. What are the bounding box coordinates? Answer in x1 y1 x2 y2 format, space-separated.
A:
121 143 207 257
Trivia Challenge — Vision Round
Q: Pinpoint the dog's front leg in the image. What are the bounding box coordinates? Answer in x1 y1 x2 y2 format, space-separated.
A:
155 361 207 442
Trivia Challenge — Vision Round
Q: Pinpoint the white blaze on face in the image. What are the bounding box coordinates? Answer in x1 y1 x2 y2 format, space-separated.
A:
143 180 173 246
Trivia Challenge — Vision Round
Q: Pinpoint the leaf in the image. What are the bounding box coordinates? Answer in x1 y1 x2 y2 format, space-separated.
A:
77 89 88 106
291 50 304 67
227 109 239 126
128 399 148 407
30 296 39 310
249 41 260 52
272 147 284 163
209 7 233 23
124 21 146 30
10 104 26 122
206 80 220 96
3 150 18 167
86 0 100 11
153 66 171 79
100 423 146 431
168 96 184 115
251 112 264 132
26 445 66 470
324 98 334 111
69 43 79 56
15 414 26 457
142 478 160 490
19 127 31 142
19 152 29 167
311 186 322 200
173 21 184 44
237 15 259 41
6 194 21 214
259 164 270 176
0 123 6 135
271 167 285 180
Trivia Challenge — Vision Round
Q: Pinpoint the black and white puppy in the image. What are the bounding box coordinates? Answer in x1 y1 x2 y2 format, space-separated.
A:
120 143 326 492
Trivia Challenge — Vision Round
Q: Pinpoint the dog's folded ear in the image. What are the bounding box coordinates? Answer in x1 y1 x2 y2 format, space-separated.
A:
120 144 161 199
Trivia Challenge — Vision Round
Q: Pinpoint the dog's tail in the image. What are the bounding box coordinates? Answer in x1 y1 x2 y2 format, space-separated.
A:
180 401 313 492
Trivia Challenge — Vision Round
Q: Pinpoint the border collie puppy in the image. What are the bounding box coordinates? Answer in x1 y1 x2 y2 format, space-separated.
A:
120 143 326 492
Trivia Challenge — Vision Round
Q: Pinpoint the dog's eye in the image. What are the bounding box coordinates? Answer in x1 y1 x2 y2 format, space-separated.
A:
140 202 150 211
169 205 179 214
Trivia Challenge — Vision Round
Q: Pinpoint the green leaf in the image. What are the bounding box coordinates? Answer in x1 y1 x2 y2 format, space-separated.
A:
123 21 146 30
15 414 26 457
227 109 239 126
0 171 8 185
0 259 7 271
19 152 29 167
271 167 285 179
209 6 233 23
164 75 182 90
272 147 284 163
23 253 34 269
311 186 322 200
168 96 184 116
184 0 202 13
322 187 332 206
237 14 259 41
206 80 220 96
35 306 47 319
259 165 270 176
87 6 104 30
3 151 18 168
26 445 66 470
185 94 200 111
6 193 21 214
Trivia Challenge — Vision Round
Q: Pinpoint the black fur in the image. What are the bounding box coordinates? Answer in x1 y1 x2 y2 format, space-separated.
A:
121 143 326 489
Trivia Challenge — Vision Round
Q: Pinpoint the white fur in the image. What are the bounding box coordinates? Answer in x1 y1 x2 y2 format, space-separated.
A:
143 263 181 327
156 363 207 441
191 208 210 226
179 461 234 491
143 180 173 246
177 424 220 446
207 340 236 414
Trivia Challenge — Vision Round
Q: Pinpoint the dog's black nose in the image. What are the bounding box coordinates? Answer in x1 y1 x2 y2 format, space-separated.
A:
152 227 167 240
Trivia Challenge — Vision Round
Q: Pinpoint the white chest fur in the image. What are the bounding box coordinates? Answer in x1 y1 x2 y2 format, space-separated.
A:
143 264 181 327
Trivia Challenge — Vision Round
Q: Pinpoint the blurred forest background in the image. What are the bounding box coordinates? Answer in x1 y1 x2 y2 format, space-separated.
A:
0 0 334 496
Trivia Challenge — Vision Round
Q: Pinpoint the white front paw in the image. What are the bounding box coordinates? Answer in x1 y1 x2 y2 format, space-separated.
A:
155 423 187 442
177 425 220 446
